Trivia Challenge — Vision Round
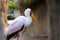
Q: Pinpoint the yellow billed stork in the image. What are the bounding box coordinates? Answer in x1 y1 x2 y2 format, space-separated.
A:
4 8 40 40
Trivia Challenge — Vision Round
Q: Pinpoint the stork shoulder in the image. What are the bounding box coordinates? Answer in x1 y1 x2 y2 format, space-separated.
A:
9 16 26 26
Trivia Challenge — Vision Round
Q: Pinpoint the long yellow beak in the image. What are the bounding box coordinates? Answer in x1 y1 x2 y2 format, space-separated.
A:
31 12 40 26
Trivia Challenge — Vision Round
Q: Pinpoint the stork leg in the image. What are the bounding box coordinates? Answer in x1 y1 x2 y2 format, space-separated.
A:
17 32 19 40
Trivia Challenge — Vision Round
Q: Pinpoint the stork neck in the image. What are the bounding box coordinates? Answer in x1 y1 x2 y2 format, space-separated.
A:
25 15 31 17
25 16 32 27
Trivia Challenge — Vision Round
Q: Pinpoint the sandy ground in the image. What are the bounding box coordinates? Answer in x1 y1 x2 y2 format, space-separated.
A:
10 34 48 40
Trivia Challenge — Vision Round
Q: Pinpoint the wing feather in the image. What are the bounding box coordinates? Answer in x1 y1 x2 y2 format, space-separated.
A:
5 16 26 35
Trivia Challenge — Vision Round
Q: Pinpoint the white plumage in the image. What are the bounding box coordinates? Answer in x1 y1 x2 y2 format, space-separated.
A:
4 8 40 40
4 8 33 40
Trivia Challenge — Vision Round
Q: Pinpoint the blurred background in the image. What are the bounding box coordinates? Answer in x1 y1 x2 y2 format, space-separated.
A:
0 0 59 40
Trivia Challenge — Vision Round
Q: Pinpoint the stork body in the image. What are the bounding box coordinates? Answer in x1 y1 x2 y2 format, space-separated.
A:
4 8 40 40
5 16 32 35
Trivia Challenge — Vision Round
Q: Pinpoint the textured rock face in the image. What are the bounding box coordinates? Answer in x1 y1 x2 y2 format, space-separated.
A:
0 19 6 40
0 0 8 40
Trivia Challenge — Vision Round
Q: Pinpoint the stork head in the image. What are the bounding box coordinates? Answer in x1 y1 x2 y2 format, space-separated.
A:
24 8 31 17
24 8 40 26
